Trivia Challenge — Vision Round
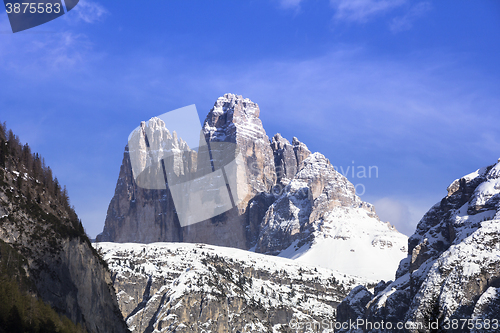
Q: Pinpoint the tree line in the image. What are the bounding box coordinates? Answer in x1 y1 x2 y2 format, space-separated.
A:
0 122 75 218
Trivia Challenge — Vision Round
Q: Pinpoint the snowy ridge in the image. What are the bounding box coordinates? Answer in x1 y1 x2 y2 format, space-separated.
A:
258 152 408 282
280 206 408 281
96 241 376 333
337 158 500 332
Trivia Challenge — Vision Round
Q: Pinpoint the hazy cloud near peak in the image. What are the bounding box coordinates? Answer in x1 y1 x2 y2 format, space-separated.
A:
69 0 108 24
390 1 432 33
330 0 407 23
277 0 303 10
373 197 425 236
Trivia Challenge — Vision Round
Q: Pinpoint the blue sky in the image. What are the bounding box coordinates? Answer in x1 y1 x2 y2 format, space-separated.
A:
1 0 499 237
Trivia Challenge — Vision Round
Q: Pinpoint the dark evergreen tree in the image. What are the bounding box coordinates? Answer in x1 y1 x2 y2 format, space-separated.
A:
0 121 6 141
5 305 24 333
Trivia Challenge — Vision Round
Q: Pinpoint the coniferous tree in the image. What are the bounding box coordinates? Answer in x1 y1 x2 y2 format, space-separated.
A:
33 153 42 180
44 166 53 189
22 143 32 171
0 121 6 141
53 177 60 199
0 139 6 169
7 129 20 159
6 305 24 333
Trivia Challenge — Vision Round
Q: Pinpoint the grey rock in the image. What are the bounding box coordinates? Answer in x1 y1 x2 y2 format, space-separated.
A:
0 163 127 333
97 242 369 333
98 94 402 266
256 152 379 255
338 160 500 332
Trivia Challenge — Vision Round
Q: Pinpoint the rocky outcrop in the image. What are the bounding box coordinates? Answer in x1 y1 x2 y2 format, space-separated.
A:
0 130 128 332
336 159 500 332
96 241 370 333
97 94 406 278
204 93 276 197
96 133 183 244
271 133 311 184
256 153 407 281
98 94 278 249
98 94 285 249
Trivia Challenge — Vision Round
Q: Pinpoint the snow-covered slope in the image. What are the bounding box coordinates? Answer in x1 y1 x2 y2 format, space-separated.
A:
278 206 408 281
337 158 500 332
257 152 408 281
96 241 376 333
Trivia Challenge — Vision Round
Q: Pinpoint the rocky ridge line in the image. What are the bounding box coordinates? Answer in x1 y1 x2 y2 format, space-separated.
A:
337 158 500 332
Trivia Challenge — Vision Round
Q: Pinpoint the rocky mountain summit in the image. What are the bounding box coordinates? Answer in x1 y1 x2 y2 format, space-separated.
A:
95 241 374 333
337 159 500 332
97 93 407 281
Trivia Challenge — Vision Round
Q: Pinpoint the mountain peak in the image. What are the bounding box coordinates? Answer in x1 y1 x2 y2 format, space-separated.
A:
213 93 260 117
203 93 265 143
99 94 407 281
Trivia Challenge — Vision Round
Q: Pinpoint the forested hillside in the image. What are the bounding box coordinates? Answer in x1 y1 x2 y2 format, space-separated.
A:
0 122 128 333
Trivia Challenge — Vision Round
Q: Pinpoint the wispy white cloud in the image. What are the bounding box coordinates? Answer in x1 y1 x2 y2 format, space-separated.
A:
69 0 108 24
0 31 94 75
278 0 303 10
372 197 436 236
390 2 431 33
373 197 413 235
330 0 407 23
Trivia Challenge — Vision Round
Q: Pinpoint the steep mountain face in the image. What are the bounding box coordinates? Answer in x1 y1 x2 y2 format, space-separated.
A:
96 241 374 333
337 159 500 332
97 93 407 281
0 125 128 333
258 152 408 281
96 117 185 244
97 94 277 248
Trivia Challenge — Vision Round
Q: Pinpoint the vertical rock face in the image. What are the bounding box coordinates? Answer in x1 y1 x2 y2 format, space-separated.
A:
97 120 184 244
97 93 406 276
203 93 277 201
98 94 278 248
337 159 500 332
271 133 311 183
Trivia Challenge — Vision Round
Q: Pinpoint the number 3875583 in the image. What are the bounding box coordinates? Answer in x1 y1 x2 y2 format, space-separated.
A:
5 2 61 14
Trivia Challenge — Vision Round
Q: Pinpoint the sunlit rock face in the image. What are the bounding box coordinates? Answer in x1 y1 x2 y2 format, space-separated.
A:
97 94 407 281
337 159 500 332
97 94 278 248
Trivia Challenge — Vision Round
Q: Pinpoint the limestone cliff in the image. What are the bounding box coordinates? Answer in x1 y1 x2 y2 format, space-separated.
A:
0 125 128 333
98 94 282 248
97 94 406 276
